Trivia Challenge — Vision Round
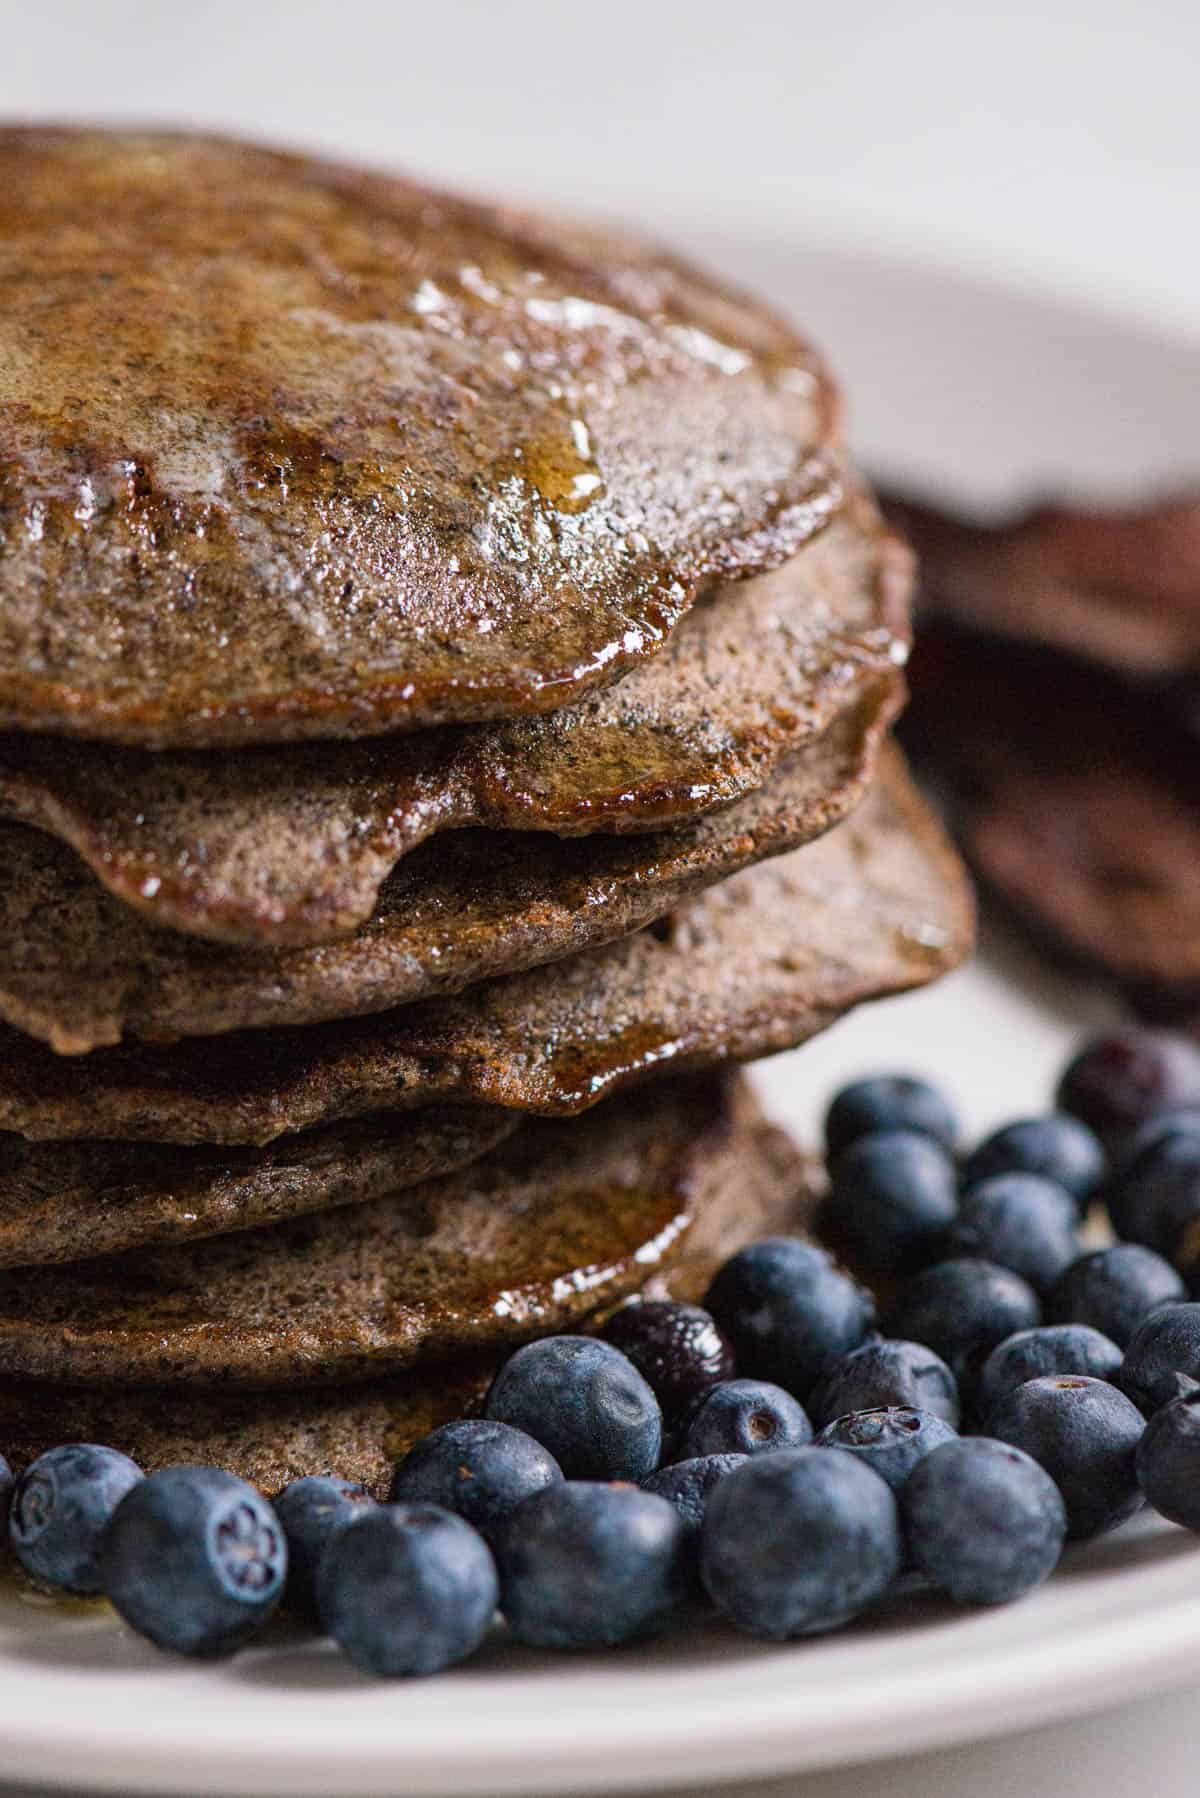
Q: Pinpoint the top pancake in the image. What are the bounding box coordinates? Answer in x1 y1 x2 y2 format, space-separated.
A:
0 494 908 946
0 128 840 747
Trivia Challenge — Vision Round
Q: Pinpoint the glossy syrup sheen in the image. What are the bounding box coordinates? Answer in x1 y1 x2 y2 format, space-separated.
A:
0 128 841 746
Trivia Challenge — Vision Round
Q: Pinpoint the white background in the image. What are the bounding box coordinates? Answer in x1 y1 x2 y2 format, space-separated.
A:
3 4 1199 1795
4 0 1200 338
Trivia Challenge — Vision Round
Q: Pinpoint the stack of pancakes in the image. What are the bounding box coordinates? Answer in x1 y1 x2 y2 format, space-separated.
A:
0 129 972 1493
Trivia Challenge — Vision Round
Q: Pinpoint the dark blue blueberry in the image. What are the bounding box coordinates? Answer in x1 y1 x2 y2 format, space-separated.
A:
1106 1128 1200 1256
681 1379 811 1459
825 1130 958 1275
496 1482 687 1648
808 1339 960 1431
642 1453 745 1535
902 1438 1066 1603
101 1466 286 1656
884 1259 1041 1391
641 1454 746 1585
389 1420 561 1547
962 1114 1106 1211
977 1324 1124 1418
813 1407 957 1491
602 1301 735 1417
700 1448 901 1638
484 1336 661 1480
0 1455 14 1531
988 1375 1144 1540
1058 1029 1200 1146
10 1444 142 1595
1121 1302 1200 1413
1048 1245 1185 1348
273 1476 375 1621
317 1503 497 1677
1114 1109 1200 1188
704 1237 875 1399
946 1174 1080 1295
1136 1390 1200 1529
824 1074 959 1159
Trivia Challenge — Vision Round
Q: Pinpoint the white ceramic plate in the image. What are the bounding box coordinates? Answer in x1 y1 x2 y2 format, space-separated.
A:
3 246 1198 1797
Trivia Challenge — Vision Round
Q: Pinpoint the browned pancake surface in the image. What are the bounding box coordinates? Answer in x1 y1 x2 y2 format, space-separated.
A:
0 746 971 1143
0 691 899 1053
0 1083 818 1492
0 497 908 946
0 1106 514 1269
0 129 840 747
0 1076 764 1387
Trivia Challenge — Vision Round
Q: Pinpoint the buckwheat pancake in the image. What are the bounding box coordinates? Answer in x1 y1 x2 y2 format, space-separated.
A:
0 1079 819 1492
0 128 841 748
0 748 972 1143
902 621 1200 1014
0 496 908 947
0 1075 789 1387
0 689 900 1053
886 486 1200 681
0 1106 516 1269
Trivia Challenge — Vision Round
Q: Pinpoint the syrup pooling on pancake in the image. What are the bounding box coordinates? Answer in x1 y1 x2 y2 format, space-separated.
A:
0 129 840 746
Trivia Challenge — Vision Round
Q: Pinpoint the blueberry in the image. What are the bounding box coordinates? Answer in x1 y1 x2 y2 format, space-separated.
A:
602 1301 735 1417
389 1420 562 1547
808 1339 960 1431
317 1503 497 1677
1121 1302 1200 1413
0 1455 15 1530
641 1454 746 1585
902 1438 1066 1603
1115 1109 1200 1188
946 1174 1079 1295
1106 1129 1200 1257
1058 1029 1200 1145
10 1444 143 1595
1136 1390 1200 1529
700 1448 901 1638
681 1379 812 1459
1048 1245 1185 1348
814 1407 957 1491
102 1466 286 1656
824 1074 959 1158
484 1337 661 1480
988 1376 1144 1539
273 1476 375 1621
824 1130 958 1274
496 1482 687 1649
884 1260 1041 1390
977 1325 1124 1417
704 1237 875 1398
963 1115 1105 1212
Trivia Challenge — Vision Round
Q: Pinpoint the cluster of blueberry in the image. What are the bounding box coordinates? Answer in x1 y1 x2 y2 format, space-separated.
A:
6 1025 1200 1677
